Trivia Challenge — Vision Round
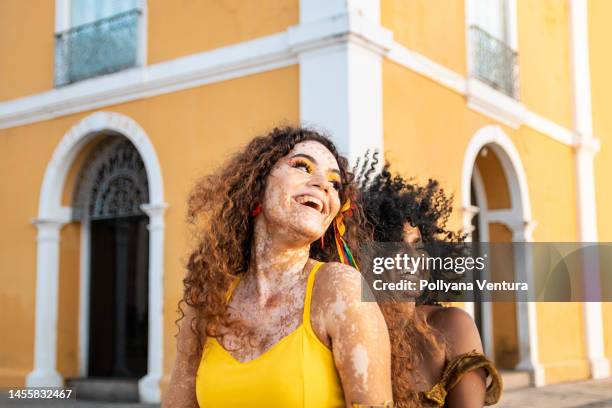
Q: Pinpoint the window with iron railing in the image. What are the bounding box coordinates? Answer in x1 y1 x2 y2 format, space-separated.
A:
468 0 519 99
469 25 519 99
54 4 142 86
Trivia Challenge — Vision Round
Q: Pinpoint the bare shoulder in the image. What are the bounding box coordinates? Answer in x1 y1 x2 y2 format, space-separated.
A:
310 262 385 345
427 306 483 358
315 261 362 297
312 262 392 403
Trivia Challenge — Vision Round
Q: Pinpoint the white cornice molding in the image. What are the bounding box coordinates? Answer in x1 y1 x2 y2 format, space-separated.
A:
0 32 297 130
523 110 575 145
288 11 393 55
573 131 601 155
387 42 466 94
386 40 576 147
466 78 526 129
0 12 393 131
0 16 578 151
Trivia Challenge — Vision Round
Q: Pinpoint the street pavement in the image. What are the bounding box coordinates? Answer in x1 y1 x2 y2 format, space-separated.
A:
1 378 611 407
494 378 612 408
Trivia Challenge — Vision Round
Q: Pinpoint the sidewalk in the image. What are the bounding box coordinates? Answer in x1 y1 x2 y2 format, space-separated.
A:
1 378 611 407
494 378 612 408
0 400 157 408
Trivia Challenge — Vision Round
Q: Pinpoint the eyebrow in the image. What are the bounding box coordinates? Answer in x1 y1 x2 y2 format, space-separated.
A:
290 153 341 177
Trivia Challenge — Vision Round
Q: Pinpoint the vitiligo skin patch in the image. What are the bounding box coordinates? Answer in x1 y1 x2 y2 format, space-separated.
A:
163 141 392 407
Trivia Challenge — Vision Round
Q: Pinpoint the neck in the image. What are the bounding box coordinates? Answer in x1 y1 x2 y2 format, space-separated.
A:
245 218 311 303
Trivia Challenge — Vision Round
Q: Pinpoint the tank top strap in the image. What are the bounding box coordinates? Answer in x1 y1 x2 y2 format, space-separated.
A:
303 261 324 323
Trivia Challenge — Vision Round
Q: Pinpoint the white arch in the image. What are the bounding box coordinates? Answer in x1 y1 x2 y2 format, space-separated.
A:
27 111 167 402
461 125 531 220
460 125 545 386
38 111 164 215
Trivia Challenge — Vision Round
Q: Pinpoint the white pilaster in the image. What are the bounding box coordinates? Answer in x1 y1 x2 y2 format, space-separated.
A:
78 221 91 377
513 220 545 386
26 217 70 387
138 202 168 403
295 0 391 164
569 0 609 380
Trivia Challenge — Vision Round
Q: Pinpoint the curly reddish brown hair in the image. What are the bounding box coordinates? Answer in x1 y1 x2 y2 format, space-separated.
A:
179 126 370 352
179 126 435 407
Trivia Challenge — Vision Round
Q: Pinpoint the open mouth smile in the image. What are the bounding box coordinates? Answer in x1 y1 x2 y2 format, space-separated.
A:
293 194 325 214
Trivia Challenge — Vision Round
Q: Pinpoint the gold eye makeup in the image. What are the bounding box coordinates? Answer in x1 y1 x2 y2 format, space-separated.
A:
289 154 342 191
290 158 314 173
328 174 342 191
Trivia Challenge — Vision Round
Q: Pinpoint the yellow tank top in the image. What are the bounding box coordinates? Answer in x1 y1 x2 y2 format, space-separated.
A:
195 261 345 407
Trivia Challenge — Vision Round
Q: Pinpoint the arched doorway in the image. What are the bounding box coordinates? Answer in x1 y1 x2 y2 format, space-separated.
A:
461 125 544 385
72 137 150 380
471 146 519 368
27 112 167 402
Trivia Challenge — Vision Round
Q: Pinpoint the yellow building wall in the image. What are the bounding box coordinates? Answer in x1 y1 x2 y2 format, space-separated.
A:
0 1 298 101
589 0 612 372
488 223 519 369
381 0 466 75
382 60 469 195
0 66 299 387
383 58 587 382
0 0 54 101
147 0 298 65
475 152 512 210
57 223 81 379
516 127 578 242
0 110 72 386
517 0 573 128
536 303 590 383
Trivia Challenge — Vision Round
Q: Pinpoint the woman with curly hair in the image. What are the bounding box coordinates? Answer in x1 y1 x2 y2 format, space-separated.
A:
162 127 393 407
356 155 502 407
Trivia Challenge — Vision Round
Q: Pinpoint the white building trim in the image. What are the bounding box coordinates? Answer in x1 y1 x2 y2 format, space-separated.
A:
53 0 148 82
26 111 167 403
26 217 71 389
463 0 524 128
386 42 466 95
0 32 297 130
524 110 575 146
470 167 494 359
464 0 519 50
78 221 91 377
55 0 70 33
569 0 609 380
506 0 519 51
137 0 148 68
1 11 577 151
461 125 545 386
461 126 532 218
466 78 526 129
297 0 390 162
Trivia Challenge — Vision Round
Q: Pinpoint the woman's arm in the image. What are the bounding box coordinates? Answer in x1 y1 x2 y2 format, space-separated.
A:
430 306 487 408
161 304 201 408
317 263 393 408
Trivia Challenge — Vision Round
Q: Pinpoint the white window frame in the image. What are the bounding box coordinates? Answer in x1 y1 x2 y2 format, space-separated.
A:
466 0 518 74
54 0 147 72
464 0 523 128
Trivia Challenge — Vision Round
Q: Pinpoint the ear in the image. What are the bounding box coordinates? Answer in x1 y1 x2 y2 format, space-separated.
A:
402 222 422 244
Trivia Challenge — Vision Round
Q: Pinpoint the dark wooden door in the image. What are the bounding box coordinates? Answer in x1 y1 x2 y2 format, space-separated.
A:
88 215 149 378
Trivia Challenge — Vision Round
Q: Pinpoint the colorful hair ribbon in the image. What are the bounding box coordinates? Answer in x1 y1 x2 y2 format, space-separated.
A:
334 198 359 270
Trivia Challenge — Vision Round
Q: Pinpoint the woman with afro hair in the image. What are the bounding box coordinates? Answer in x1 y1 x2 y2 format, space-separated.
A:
356 153 502 407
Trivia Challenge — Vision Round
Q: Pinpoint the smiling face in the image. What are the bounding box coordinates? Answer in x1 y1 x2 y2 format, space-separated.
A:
260 141 343 243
